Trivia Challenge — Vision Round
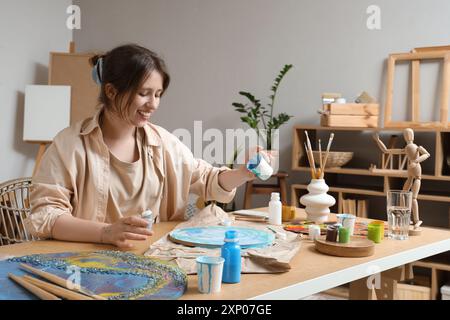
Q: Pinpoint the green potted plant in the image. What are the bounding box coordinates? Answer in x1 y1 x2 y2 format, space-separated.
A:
232 64 294 151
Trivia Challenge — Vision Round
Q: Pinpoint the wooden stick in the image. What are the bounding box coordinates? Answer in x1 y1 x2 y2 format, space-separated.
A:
440 55 449 125
304 142 315 178
304 143 312 168
32 143 48 177
323 133 335 170
20 263 107 300
304 131 317 177
8 273 61 300
23 275 93 300
319 139 323 178
234 216 267 222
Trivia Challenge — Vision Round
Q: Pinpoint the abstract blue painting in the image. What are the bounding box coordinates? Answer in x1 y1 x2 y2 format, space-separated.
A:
169 226 275 248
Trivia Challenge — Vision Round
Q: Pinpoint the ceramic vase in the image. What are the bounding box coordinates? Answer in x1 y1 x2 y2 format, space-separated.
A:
299 179 336 223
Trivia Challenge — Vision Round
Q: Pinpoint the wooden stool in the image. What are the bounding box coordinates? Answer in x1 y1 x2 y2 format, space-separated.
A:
243 172 288 209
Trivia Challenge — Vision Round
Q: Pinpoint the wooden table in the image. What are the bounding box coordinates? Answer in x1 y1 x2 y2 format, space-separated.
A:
1 208 449 300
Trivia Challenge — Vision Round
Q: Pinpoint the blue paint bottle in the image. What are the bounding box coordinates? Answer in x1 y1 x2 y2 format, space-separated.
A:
221 230 241 283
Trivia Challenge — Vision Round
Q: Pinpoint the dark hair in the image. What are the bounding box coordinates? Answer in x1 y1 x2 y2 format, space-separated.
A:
89 44 170 120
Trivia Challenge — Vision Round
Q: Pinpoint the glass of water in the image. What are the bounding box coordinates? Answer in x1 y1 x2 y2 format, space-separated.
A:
387 190 412 240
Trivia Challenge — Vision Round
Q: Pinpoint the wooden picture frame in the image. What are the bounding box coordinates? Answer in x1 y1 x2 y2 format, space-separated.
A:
384 51 450 128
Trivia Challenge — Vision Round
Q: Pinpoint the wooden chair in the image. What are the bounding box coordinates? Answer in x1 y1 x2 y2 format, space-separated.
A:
0 177 35 246
243 172 288 209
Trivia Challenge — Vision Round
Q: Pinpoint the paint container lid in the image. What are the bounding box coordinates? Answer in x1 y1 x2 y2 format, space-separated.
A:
142 209 153 219
196 256 225 265
224 230 239 242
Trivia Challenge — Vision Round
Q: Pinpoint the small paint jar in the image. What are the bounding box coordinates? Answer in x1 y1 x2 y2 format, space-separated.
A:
367 220 384 243
282 206 296 222
336 213 356 236
246 153 273 181
141 210 154 231
308 225 321 241
338 227 350 244
326 225 339 242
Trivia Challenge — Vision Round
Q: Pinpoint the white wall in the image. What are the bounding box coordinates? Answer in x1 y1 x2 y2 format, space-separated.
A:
0 0 72 182
73 0 450 211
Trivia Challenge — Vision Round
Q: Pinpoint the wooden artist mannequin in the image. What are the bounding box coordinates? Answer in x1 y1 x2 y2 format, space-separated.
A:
373 128 430 231
402 128 430 229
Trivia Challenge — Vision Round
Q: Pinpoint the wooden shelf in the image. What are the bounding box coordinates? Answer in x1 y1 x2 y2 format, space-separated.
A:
417 194 450 203
294 125 450 132
291 184 385 209
291 184 385 196
292 184 450 204
411 259 450 300
413 260 450 272
291 125 450 221
292 166 450 181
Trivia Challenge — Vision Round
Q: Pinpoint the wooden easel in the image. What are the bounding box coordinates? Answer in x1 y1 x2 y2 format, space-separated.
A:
31 42 77 177
384 46 450 128
32 142 50 176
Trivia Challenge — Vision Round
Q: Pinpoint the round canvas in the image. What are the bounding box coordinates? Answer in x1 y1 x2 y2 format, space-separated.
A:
169 226 275 248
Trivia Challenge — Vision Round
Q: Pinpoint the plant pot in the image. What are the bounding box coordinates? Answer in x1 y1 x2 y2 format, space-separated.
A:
299 179 336 223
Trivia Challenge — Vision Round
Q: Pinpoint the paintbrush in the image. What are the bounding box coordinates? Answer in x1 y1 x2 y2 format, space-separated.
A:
323 133 335 171
304 131 317 178
304 142 316 179
23 275 94 300
20 263 107 300
318 139 323 178
8 273 61 300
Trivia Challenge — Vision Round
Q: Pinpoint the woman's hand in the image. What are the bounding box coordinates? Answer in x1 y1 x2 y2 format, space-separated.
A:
100 216 153 249
218 146 273 191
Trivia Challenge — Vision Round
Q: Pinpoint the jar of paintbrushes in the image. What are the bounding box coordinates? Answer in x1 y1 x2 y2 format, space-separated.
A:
300 131 336 223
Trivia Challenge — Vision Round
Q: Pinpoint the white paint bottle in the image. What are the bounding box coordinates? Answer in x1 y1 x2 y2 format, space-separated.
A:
268 192 282 225
141 209 154 231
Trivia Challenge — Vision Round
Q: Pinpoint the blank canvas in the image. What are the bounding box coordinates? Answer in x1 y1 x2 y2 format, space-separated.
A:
23 85 71 142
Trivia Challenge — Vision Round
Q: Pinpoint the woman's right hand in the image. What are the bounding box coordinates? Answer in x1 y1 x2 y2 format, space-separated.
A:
100 216 153 249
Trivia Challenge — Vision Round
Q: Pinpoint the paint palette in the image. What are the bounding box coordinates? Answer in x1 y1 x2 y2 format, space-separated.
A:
284 221 333 235
168 226 275 248
0 251 187 300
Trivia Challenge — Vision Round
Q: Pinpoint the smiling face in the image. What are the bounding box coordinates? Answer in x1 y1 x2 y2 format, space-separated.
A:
96 45 170 130
129 71 164 127
105 70 164 128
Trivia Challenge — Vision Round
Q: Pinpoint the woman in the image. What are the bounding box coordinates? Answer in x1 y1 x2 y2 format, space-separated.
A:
25 44 258 248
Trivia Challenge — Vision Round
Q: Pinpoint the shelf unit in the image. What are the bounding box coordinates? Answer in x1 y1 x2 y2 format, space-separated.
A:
291 125 450 223
291 125 450 299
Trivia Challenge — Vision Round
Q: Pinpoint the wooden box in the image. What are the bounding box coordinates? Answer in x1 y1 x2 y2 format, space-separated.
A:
324 103 379 116
397 283 431 300
320 114 379 128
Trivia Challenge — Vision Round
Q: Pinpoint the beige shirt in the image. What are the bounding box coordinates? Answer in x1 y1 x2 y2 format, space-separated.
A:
25 109 236 239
